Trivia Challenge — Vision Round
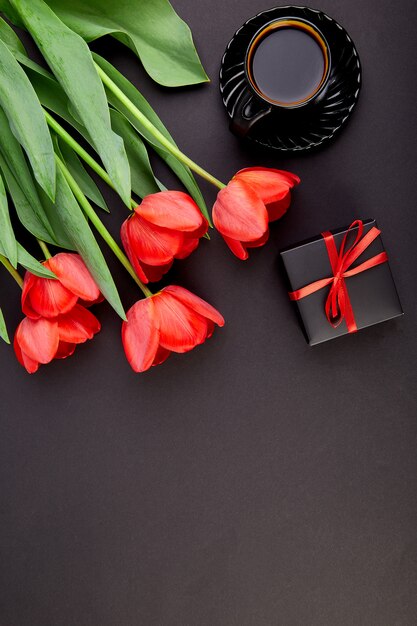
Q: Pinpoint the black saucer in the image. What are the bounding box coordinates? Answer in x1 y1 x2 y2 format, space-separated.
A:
219 6 362 152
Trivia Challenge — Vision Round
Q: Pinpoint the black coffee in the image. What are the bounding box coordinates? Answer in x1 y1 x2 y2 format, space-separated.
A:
250 26 326 104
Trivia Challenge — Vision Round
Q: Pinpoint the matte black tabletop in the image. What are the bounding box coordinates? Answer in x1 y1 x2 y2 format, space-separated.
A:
1 1 416 624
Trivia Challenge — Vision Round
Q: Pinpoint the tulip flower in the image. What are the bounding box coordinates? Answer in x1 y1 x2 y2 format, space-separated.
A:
14 305 101 373
122 285 224 372
121 191 208 283
22 253 101 319
213 167 300 260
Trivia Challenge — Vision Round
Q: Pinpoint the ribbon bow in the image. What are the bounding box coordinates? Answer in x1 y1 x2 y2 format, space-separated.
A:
289 220 388 333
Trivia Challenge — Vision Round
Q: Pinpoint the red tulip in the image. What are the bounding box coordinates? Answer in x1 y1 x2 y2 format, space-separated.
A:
121 191 208 283
213 167 300 260
14 305 101 373
122 285 224 372
22 253 101 319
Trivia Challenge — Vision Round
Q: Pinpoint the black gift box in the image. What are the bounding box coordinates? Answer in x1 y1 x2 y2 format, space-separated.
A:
280 219 403 345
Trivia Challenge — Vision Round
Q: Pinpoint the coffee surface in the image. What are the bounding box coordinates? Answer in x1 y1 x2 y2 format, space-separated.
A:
251 27 326 104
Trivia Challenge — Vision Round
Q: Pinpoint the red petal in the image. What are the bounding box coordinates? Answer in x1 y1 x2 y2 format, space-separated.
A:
121 219 150 284
13 334 39 373
205 320 215 339
55 341 76 359
235 167 300 205
21 272 40 319
174 236 200 260
266 195 292 222
152 345 171 367
163 286 225 327
189 218 209 240
137 191 207 235
223 229 269 259
122 298 160 372
46 253 100 302
79 293 105 308
223 230 269 259
22 271 77 319
246 229 270 249
140 260 173 283
122 213 182 265
153 291 210 353
213 179 268 242
15 317 59 364
57 305 101 344
222 236 249 260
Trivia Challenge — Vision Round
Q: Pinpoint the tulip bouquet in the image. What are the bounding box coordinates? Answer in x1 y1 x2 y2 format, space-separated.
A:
0 0 299 374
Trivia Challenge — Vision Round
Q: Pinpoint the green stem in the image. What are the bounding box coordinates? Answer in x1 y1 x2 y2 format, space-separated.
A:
55 154 152 297
37 239 52 259
44 109 137 211
95 63 226 191
45 110 112 189
0 254 23 288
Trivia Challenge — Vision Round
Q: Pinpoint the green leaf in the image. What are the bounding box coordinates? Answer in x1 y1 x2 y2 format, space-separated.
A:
0 153 52 243
0 232 55 279
0 25 166 206
19 62 155 205
0 108 61 245
23 64 86 132
0 21 164 206
0 0 208 87
0 15 26 55
0 154 74 250
52 165 125 319
0 171 17 267
35 185 77 250
41 0 208 87
56 138 109 212
16 242 56 278
0 152 54 246
30 68 160 202
0 16 68 88
93 54 210 222
110 109 160 199
0 308 10 344
0 17 92 145
0 1 25 31
9 0 131 207
28 65 162 202
0 37 55 199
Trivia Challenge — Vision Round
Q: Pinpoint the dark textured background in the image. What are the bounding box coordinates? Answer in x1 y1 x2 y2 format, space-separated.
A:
1 1 417 624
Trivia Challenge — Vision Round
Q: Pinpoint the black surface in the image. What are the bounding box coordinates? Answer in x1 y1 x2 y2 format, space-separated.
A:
281 219 403 345
0 1 416 625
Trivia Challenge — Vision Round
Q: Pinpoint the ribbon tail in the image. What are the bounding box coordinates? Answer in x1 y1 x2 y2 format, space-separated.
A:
340 279 357 333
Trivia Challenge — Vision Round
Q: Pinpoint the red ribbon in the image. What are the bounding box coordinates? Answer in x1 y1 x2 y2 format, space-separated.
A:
288 220 388 333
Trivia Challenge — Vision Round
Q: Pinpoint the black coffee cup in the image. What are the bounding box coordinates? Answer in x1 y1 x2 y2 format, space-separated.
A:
231 17 331 137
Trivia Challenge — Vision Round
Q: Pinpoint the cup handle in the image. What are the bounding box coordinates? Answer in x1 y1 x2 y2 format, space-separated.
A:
230 91 272 138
